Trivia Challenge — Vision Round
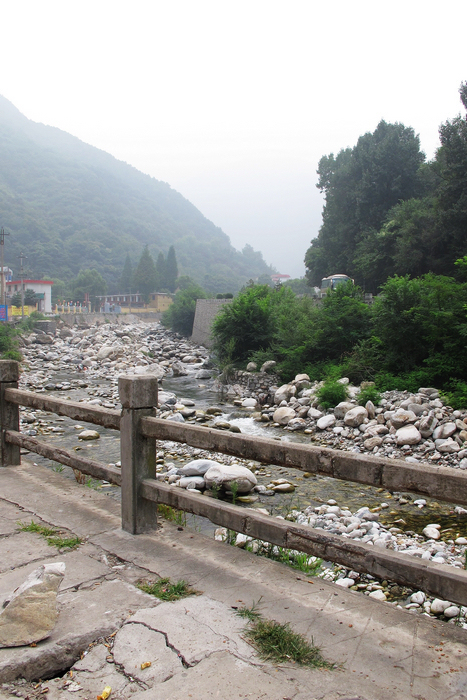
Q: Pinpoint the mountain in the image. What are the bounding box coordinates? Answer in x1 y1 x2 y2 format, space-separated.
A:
0 95 273 293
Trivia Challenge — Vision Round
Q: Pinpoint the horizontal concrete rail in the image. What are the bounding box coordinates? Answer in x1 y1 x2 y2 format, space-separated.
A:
4 388 121 430
141 417 467 506
141 478 467 607
5 430 122 486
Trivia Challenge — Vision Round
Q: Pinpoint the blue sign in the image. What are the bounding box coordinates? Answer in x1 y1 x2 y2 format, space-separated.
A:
0 305 7 322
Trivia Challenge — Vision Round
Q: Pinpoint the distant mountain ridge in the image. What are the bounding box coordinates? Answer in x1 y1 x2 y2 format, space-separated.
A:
0 95 273 292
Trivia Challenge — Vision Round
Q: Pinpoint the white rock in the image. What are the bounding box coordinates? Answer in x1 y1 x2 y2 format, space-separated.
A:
423 525 441 540
307 407 324 420
272 482 295 493
430 599 452 615
178 459 220 476
77 429 100 440
443 605 460 618
334 402 355 419
272 407 296 425
410 591 426 605
177 476 205 490
317 414 336 430
437 438 460 454
274 384 296 405
395 425 421 445
0 563 65 647
344 406 368 427
204 464 257 494
242 398 257 408
433 422 457 440
391 409 417 429
455 537 467 545
335 578 355 588
368 589 387 601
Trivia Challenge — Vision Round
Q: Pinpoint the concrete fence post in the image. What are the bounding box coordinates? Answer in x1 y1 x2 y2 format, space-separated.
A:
0 360 20 467
119 374 158 534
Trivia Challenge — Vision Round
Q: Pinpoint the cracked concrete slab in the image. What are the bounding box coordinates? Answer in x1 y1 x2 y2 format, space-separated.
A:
129 597 253 666
1 460 467 700
0 579 157 682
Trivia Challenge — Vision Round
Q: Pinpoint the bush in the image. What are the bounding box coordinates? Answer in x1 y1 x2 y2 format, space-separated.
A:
315 380 349 409
357 386 381 406
443 380 467 411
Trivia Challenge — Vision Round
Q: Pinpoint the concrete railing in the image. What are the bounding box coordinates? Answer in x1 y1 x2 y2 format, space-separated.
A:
2 359 467 606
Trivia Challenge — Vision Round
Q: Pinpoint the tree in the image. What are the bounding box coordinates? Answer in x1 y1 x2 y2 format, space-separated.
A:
165 246 178 292
432 81 467 273
162 283 206 336
24 289 38 306
305 121 425 287
212 285 285 364
71 269 107 310
155 252 166 291
133 246 156 302
120 254 133 292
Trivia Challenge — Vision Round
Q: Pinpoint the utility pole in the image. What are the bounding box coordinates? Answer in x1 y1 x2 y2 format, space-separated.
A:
0 228 10 306
18 252 26 321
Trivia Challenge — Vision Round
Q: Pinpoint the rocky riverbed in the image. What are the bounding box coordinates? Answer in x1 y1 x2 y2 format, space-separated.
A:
15 316 467 629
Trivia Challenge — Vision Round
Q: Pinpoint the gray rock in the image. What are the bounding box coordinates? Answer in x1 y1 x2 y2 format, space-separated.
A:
334 402 355 419
273 384 296 404
204 464 257 493
77 430 100 440
0 563 65 647
317 414 336 430
273 407 296 425
178 476 205 490
344 406 368 427
246 362 257 371
391 409 417 429
395 425 421 445
433 422 457 440
171 361 188 377
260 360 276 373
419 415 438 437
178 459 221 477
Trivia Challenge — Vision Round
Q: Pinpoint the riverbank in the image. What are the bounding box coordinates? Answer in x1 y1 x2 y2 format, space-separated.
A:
14 317 467 629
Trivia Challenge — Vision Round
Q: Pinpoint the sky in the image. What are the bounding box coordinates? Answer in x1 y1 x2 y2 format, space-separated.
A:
1 0 466 278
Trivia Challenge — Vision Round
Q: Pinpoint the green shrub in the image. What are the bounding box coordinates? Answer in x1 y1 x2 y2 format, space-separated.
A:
357 386 381 406
443 380 467 411
315 379 349 409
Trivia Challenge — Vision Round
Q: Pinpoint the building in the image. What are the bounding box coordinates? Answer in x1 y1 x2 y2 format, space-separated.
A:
6 279 53 313
96 292 173 313
271 274 291 284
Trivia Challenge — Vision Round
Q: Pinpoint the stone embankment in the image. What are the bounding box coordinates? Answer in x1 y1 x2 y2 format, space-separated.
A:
14 319 467 631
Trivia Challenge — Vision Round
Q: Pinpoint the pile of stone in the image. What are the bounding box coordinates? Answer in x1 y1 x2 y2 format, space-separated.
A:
19 319 210 391
235 374 467 470
161 458 258 499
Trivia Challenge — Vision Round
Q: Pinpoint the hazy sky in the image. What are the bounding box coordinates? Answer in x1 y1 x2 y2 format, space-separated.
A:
1 1 466 277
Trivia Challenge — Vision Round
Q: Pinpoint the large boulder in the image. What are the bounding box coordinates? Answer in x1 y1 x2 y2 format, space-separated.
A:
317 414 336 430
334 402 355 419
0 563 65 647
344 406 368 427
204 464 257 494
178 459 220 476
433 422 457 440
391 409 417 429
396 425 421 445
260 360 276 373
273 407 296 425
273 384 296 405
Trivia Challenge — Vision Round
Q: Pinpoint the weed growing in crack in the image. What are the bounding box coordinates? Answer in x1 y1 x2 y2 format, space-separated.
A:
235 605 333 668
18 520 82 550
157 504 187 527
137 577 199 601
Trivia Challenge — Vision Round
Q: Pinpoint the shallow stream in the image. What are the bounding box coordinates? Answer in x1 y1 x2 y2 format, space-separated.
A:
24 368 467 542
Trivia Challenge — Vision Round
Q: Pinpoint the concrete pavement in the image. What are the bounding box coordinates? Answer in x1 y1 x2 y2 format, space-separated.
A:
1 460 467 700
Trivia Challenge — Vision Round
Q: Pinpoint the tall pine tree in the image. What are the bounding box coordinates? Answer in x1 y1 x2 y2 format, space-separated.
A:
133 246 156 302
165 246 178 292
120 254 133 291
156 252 167 291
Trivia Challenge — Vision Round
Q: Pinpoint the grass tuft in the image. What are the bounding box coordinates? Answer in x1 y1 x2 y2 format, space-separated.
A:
18 520 82 550
137 577 198 601
157 504 187 527
242 616 333 668
236 600 262 621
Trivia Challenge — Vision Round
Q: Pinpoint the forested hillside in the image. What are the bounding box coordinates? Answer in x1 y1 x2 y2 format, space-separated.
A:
0 96 273 292
305 83 467 291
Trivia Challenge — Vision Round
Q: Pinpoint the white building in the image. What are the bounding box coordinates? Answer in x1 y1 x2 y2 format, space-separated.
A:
6 279 53 313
